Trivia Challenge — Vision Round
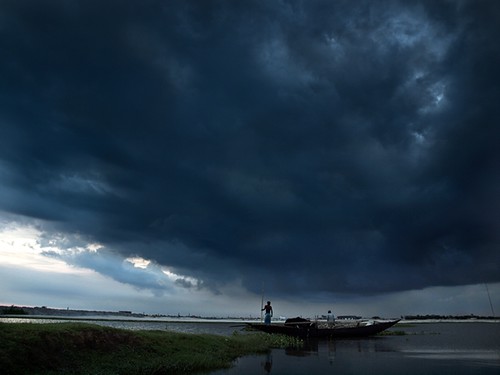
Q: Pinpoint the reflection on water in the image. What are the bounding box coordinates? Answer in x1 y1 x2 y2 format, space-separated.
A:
211 323 500 375
402 349 500 363
262 352 273 373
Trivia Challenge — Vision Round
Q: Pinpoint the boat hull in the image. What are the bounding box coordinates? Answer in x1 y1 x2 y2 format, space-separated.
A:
247 319 400 338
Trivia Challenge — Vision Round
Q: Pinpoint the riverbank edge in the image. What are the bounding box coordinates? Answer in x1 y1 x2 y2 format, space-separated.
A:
0 321 302 374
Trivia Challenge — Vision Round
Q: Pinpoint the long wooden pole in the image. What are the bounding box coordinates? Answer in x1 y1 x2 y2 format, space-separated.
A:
485 283 495 316
260 283 264 323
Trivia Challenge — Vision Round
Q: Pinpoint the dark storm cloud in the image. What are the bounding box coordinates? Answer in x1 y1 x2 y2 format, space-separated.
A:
1 0 499 298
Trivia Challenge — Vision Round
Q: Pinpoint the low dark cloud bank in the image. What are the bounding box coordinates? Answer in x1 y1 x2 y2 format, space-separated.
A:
1 0 499 299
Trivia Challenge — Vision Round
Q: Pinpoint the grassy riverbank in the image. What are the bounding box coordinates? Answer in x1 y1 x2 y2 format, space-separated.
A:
0 322 301 374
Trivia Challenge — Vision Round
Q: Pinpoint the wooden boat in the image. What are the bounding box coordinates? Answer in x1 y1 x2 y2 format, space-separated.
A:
246 317 400 338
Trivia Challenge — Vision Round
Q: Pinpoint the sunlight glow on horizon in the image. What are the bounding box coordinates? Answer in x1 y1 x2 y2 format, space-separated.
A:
0 224 91 274
0 220 208 304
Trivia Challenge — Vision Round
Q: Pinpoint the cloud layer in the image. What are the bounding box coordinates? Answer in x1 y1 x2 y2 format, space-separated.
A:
1 0 499 302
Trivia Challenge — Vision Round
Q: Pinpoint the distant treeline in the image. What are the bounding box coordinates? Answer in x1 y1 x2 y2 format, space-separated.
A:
403 314 499 320
0 305 28 315
0 305 147 318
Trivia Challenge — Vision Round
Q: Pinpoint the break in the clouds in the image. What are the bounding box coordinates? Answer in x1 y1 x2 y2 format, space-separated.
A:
0 0 499 308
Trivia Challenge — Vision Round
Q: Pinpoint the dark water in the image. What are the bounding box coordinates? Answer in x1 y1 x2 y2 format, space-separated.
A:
210 323 500 375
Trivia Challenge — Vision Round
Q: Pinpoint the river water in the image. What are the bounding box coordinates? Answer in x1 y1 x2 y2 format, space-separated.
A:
0 316 243 335
211 322 500 375
2 317 499 374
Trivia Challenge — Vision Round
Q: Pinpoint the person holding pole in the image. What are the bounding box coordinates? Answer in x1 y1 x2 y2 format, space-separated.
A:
261 301 273 325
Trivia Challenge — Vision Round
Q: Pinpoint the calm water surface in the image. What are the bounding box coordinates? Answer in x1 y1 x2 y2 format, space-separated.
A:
211 322 500 375
0 316 242 335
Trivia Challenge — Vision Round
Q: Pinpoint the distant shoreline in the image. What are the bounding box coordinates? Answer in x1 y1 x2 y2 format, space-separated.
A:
1 305 499 324
0 304 263 322
0 314 261 324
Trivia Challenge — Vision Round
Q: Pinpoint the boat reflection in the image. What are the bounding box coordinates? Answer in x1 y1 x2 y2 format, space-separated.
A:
284 336 397 356
258 337 400 374
217 323 500 375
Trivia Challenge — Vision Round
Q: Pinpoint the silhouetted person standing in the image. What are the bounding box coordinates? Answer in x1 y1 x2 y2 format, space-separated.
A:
262 301 273 325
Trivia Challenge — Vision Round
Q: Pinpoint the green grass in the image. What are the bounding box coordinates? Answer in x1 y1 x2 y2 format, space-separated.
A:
0 323 301 374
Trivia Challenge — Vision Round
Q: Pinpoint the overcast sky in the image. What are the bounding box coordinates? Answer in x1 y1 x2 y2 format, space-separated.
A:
0 0 499 318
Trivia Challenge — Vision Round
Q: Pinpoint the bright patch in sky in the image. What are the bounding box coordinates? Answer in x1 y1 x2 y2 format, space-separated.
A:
0 223 85 274
0 218 232 314
0 219 203 298
126 256 151 269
